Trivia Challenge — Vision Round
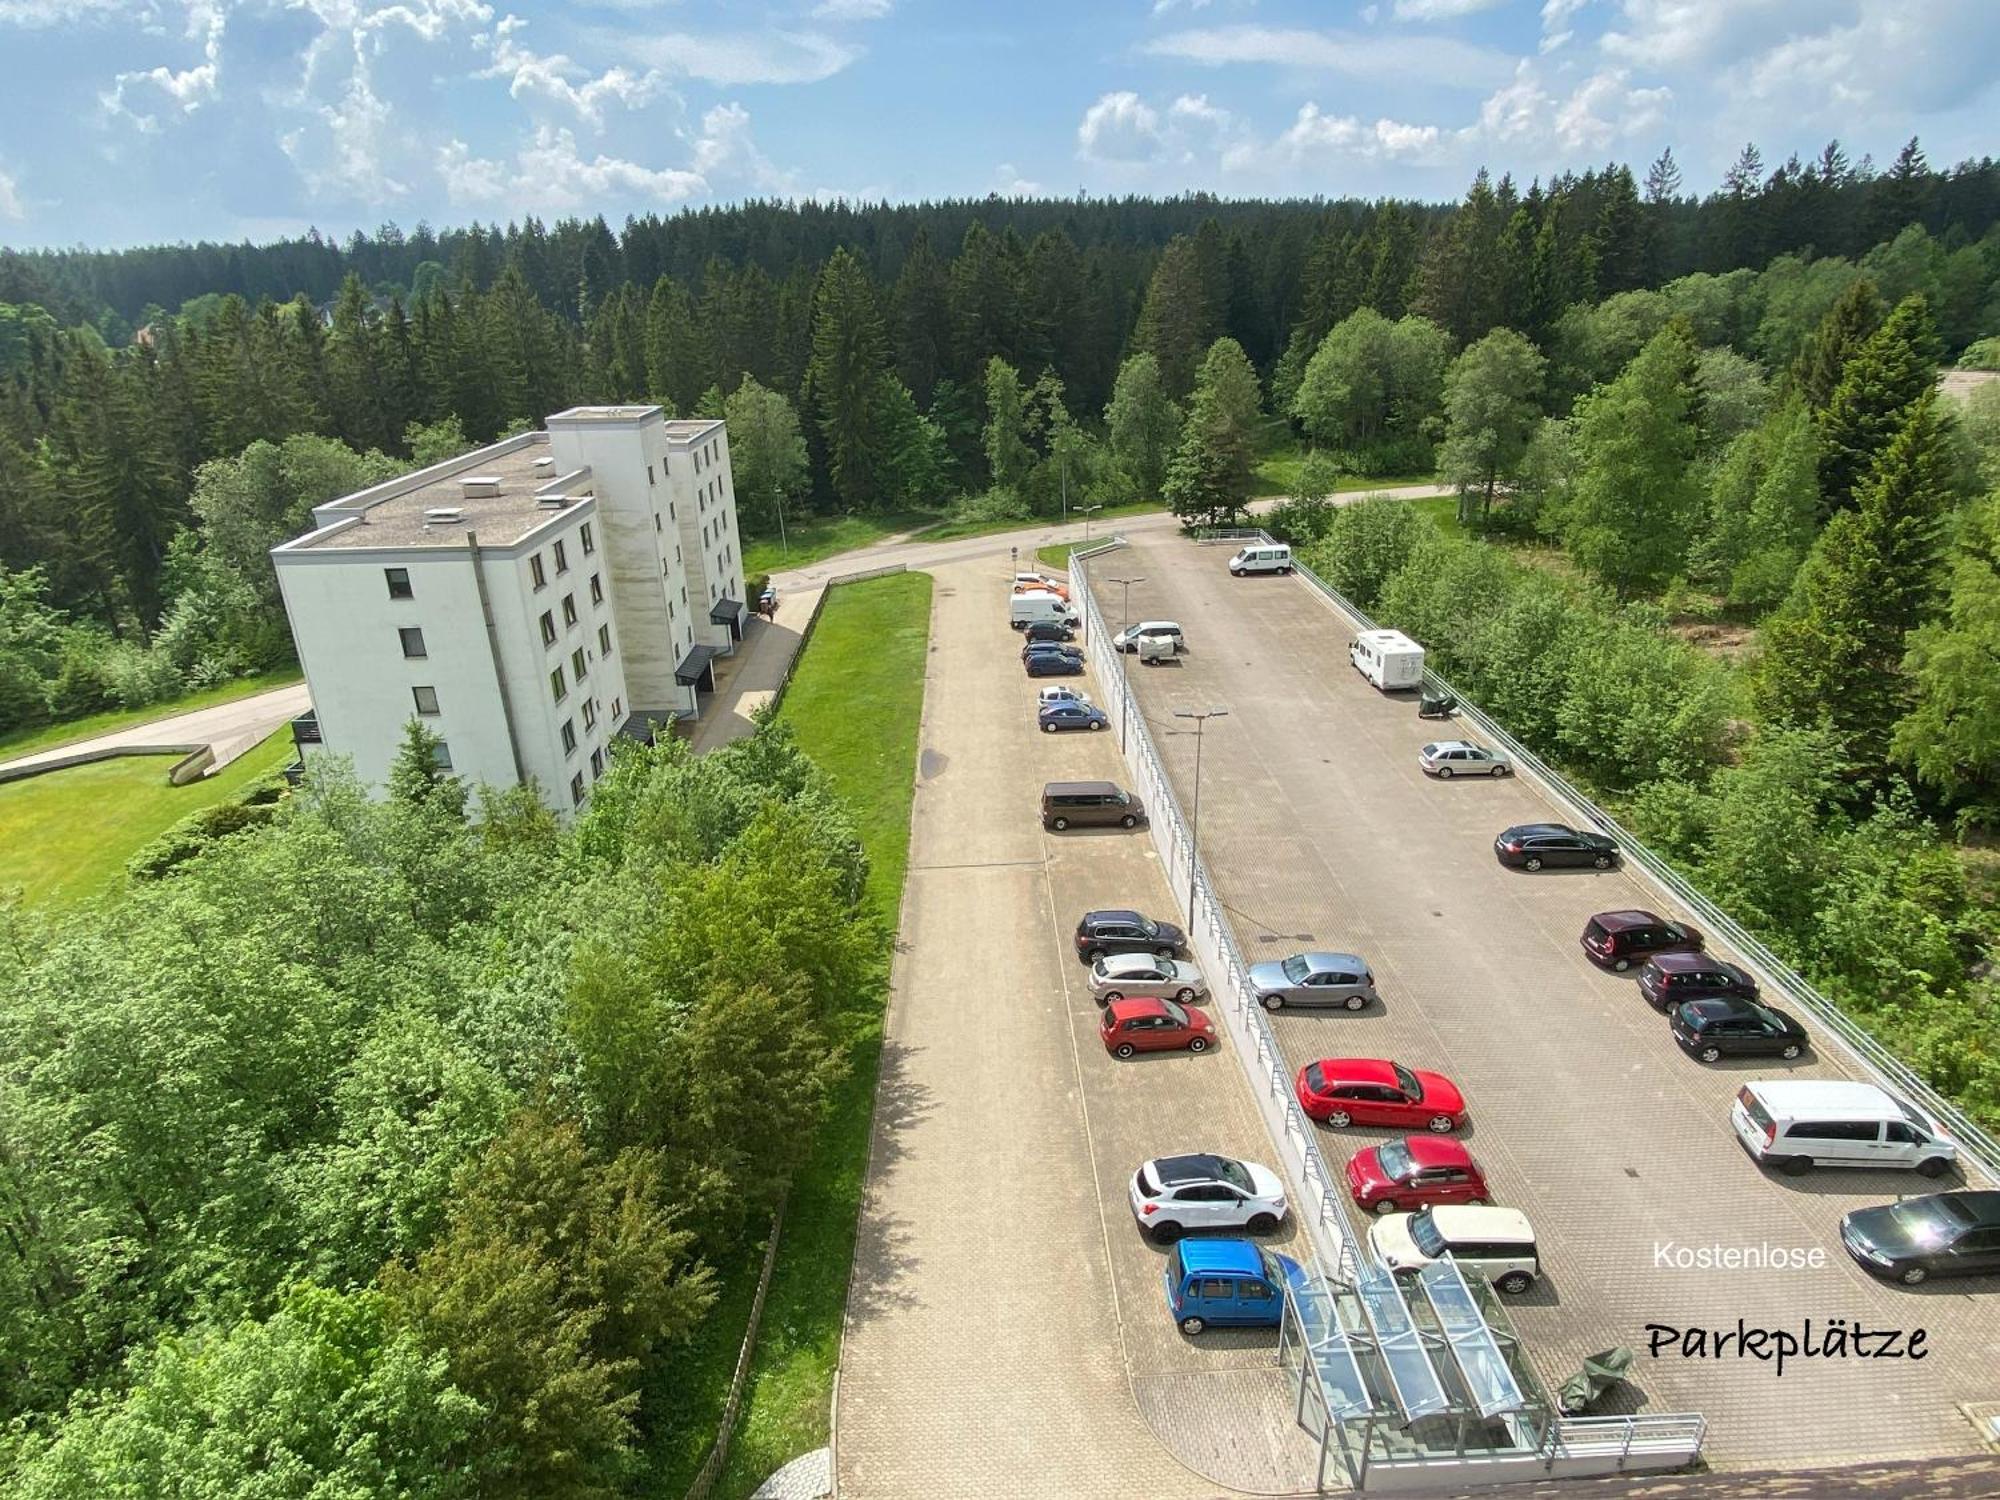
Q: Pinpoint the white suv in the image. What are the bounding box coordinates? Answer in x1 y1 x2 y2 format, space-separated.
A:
1129 1154 1289 1243
1368 1205 1540 1294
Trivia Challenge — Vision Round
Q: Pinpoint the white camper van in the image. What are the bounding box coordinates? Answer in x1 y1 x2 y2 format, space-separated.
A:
1010 590 1079 630
1229 542 1293 576
1350 630 1425 690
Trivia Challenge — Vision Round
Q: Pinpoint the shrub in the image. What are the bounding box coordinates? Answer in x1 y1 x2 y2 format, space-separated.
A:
1958 336 2000 371
98 643 186 710
47 647 114 719
948 487 1032 526
1303 497 1430 609
1264 495 1339 546
0 649 50 734
126 798 279 881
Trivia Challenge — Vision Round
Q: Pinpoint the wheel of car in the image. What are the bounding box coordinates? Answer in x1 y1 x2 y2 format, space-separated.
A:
1179 1314 1207 1335
1325 1109 1352 1127
1150 1220 1184 1244
1779 1155 1813 1177
1041 721 1057 733
1186 1035 1210 1053
1113 1041 1136 1059
1372 1199 1398 1215
1343 994 1367 1012
1523 855 1544 871
1052 816 1070 831
1154 947 1175 959
1916 1156 1953 1178
1593 854 1613 869
1101 990 1123 1003
1493 763 1510 777
1698 1044 1723 1063
1612 957 1631 972
1261 993 1283 1011
1120 814 1138 828
1247 1213 1279 1234
1779 1042 1802 1060
1495 1271 1533 1295
1898 1265 1928 1286
1082 946 1102 961
1174 987 1196 1003
1427 1114 1457 1134
1437 766 1453 780
1465 1197 1486 1207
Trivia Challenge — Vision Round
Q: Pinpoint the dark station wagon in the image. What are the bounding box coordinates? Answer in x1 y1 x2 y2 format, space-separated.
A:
1493 823 1620 871
1580 909 1703 972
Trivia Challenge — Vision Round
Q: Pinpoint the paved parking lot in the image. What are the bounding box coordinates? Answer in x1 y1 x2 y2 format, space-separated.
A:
1102 533 2000 1470
835 559 1322 1500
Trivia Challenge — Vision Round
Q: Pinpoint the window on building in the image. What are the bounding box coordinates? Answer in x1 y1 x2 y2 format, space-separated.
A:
433 741 453 771
561 593 577 627
571 647 588 682
539 611 556 647
550 666 566 703
561 719 577 755
680 585 687 607
669 503 675 521
582 698 597 730
384 567 413 600
655 513 662 532
412 685 440 716
570 772 585 808
591 747 604 778
675 545 682 565
530 553 546 589
647 462 654 486
580 522 595 555
554 539 569 574
399 626 426 659
598 623 613 656
589 573 602 605
613 696 623 719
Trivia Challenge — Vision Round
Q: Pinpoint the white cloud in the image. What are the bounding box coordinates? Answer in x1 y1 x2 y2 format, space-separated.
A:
812 0 892 17
1222 101 1449 172
1392 0 1503 19
1600 0 1793 70
1144 24 1516 90
611 29 859 85
1473 60 1671 152
688 101 800 194
1168 92 1232 129
993 162 1042 197
0 0 145 25
1077 90 1163 162
0 167 22 220
476 16 664 128
440 125 708 211
100 0 224 131
1721 0 1998 121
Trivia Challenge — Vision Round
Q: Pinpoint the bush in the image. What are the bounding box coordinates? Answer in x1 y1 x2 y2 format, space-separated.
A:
1959 336 2000 371
126 798 279 881
1302 497 1430 609
947 487 1032 526
1264 496 1340 546
0 649 51 735
98 643 186 710
47 647 114 719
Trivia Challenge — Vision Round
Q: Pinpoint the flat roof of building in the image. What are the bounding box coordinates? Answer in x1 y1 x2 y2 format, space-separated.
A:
546 404 662 424
287 433 593 552
662 418 724 440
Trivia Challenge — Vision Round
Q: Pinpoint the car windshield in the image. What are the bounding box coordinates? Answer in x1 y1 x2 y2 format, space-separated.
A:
1114 791 1130 805
1408 1209 1448 1258
1895 1100 1933 1137
1895 1197 1975 1244
1216 1159 1253 1191
1393 1063 1421 1099
1160 999 1190 1026
1377 1140 1414 1179
1137 916 1159 937
1281 955 1311 982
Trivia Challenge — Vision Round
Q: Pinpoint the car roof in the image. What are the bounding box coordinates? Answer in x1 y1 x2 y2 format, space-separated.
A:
1425 741 1477 753
1423 1205 1534 1242
1151 1153 1234 1185
1739 1079 1907 1119
1099 951 1168 973
1174 1238 1265 1276
1394 1135 1474 1169
1682 996 1764 1020
1504 823 1572 838
1085 909 1143 926
1105 996 1172 1020
1046 780 1118 795
1650 950 1732 974
1317 1058 1399 1086
1292 951 1365 972
1934 1191 2000 1227
1592 909 1663 930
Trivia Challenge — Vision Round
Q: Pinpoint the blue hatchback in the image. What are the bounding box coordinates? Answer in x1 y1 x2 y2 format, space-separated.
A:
1163 1238 1304 1335
1039 702 1109 734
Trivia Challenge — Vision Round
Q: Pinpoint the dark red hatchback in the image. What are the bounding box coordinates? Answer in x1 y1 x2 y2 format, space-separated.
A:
1638 949 1757 1010
1580 909 1703 972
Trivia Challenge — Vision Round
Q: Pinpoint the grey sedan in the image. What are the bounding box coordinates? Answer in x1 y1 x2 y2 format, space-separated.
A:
1246 952 1377 1012
1419 740 1512 778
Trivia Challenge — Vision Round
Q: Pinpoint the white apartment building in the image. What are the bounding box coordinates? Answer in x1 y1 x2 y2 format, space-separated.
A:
273 404 748 813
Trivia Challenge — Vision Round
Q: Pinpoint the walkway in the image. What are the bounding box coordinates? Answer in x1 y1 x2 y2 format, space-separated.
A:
683 585 826 754
0 682 312 780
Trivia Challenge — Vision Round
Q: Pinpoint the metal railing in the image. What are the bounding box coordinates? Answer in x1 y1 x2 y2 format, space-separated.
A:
1243 529 2000 1188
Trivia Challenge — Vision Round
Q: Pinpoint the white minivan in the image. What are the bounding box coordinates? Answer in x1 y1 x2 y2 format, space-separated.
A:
1731 1080 1958 1177
1369 1205 1540 1294
1350 629 1425 690
1113 620 1185 655
1010 590 1079 631
1229 543 1293 576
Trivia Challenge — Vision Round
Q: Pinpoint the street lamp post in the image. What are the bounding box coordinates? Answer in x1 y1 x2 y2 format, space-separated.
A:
1079 503 1104 541
775 487 788 560
1172 706 1229 930
1103 574 1146 753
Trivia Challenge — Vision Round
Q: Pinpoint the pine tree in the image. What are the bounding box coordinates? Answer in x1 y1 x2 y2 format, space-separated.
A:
805 248 893 511
642 276 713 415
1790 277 1885 415
1162 338 1260 529
1105 353 1182 501
981 357 1033 492
1133 237 1216 400
891 230 951 408
327 273 391 453
1816 293 1941 516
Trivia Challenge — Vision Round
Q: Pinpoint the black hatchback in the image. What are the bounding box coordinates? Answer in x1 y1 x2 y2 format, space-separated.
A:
1669 996 1808 1062
1023 620 1076 645
1639 951 1758 1011
1075 909 1187 962
1494 823 1620 871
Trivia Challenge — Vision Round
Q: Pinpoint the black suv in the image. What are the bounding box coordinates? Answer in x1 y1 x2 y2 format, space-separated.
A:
1023 620 1076 644
1639 950 1758 1011
1494 823 1620 871
1669 996 1808 1062
1075 909 1186 963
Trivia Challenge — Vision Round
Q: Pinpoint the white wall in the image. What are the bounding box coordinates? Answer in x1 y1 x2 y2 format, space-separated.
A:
669 425 747 653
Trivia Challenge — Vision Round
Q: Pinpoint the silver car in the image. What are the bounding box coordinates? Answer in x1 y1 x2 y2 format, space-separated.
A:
1246 952 1377 1012
1419 740 1512 778
1037 685 1093 709
1088 952 1208 1005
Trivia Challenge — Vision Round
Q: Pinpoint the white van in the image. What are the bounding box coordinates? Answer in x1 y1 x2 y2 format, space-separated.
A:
1731 1080 1958 1177
1369 1205 1540 1295
1010 591 1078 631
1113 620 1185 655
1229 543 1293 576
1350 629 1424 690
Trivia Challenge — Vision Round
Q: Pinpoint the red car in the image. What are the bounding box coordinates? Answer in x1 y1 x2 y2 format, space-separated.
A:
1294 1058 1467 1133
1100 997 1213 1059
1580 909 1703 972
1345 1136 1490 1215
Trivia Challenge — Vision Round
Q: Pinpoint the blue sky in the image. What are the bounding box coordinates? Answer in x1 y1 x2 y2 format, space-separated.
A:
0 0 1994 249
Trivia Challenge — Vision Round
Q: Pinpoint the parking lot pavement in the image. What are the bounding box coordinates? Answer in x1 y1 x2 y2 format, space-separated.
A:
835 559 1319 1500
1105 534 2000 1471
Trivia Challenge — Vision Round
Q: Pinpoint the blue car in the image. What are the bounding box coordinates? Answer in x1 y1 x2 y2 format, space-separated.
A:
1163 1238 1304 1335
1039 702 1109 734
1021 640 1085 665
1025 651 1085 677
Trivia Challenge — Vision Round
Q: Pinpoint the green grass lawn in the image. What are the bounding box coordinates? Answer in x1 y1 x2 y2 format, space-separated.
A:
0 729 296 909
651 570 933 1499
914 496 1165 545
742 511 939 577
0 669 304 763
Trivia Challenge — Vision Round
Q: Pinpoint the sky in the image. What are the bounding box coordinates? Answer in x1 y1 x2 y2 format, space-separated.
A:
0 0 1994 250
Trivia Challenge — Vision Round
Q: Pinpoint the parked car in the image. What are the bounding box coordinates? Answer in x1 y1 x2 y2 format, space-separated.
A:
1088 952 1207 1005
1100 997 1213 1059
1022 619 1077 645
1345 1137 1490 1216
1025 651 1085 678
1368 1206 1540 1294
1039 701 1109 733
1042 781 1145 829
1162 1239 1300 1335
1638 950 1758 1011
1246 952 1377 1012
1074 908 1185 962
1129 1154 1289 1242
1229 542 1293 576
1670 996 1808 1062
1580 909 1702 971
1494 823 1620 871
1420 741 1512 778
1021 640 1085 664
1037 684 1093 709
1112 620 1186 654
1731 1079 1958 1177
1841 1191 2000 1286
1294 1058 1467 1133
1013 572 1071 601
